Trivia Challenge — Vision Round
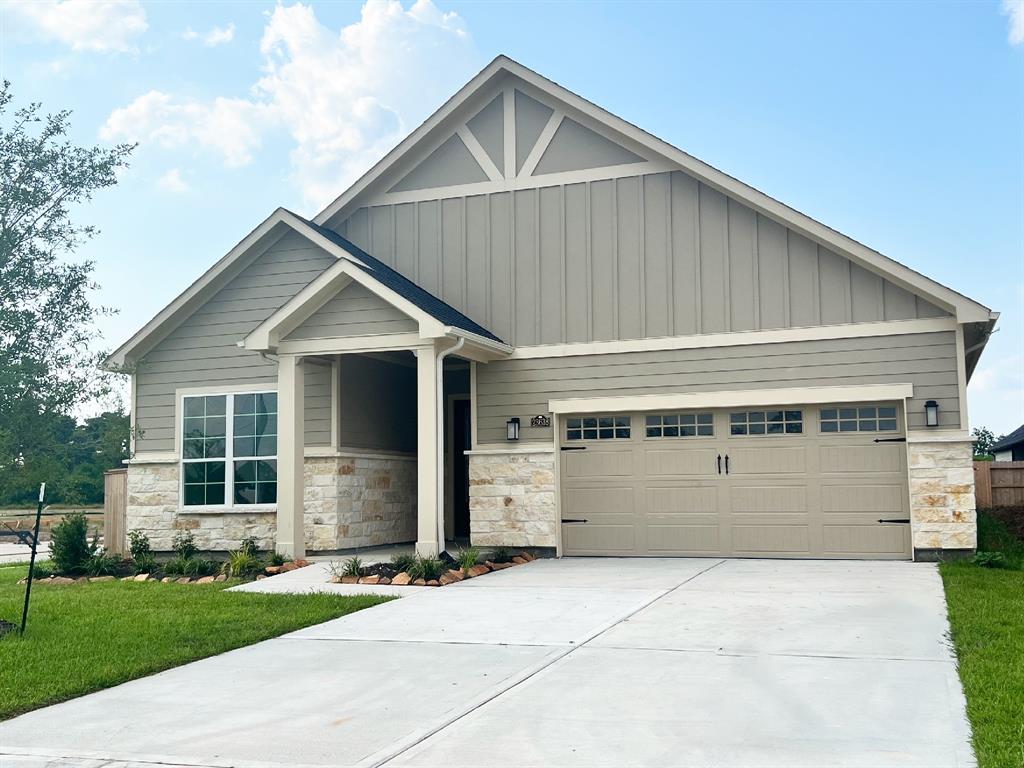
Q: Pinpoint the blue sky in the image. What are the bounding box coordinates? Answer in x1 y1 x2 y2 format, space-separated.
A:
2 0 1022 434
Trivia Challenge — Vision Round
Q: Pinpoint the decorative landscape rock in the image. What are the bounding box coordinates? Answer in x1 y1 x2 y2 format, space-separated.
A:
392 572 412 586
467 564 491 578
195 576 215 584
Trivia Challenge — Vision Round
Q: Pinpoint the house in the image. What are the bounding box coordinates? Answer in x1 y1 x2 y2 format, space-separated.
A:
991 426 1024 461
105 56 998 562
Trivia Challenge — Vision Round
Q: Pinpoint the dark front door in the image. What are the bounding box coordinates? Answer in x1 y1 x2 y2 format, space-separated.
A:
453 399 471 538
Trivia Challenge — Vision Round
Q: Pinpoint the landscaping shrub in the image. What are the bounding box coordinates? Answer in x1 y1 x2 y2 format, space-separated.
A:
341 556 363 578
183 558 218 578
457 547 480 572
223 550 262 578
30 563 53 580
972 551 1008 569
407 556 446 581
389 553 415 573
85 553 123 577
50 512 98 575
238 536 259 557
171 531 198 561
127 529 152 561
269 552 286 567
132 554 156 575
489 546 512 563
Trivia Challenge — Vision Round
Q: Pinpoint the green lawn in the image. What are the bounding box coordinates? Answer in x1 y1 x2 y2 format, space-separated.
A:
941 513 1024 768
0 564 390 720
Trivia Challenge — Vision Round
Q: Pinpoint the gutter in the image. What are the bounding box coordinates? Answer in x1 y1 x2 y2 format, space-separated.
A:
435 336 465 554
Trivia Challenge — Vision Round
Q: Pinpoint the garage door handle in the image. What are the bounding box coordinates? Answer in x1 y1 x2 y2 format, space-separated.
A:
877 518 911 524
874 437 907 443
562 518 589 524
716 454 722 474
560 446 587 451
724 455 730 475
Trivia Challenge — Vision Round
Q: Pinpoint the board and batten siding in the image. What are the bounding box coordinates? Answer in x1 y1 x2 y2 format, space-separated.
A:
134 230 336 453
338 171 948 347
475 331 961 444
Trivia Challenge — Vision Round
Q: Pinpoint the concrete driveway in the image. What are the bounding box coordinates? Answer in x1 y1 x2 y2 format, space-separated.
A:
0 558 974 768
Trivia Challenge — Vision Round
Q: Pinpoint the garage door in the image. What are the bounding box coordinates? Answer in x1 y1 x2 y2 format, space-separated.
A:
559 403 911 559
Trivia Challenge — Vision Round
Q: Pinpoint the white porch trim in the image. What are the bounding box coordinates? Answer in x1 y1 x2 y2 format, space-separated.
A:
548 383 916 415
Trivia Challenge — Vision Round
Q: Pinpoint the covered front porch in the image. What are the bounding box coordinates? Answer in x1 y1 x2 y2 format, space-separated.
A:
243 229 511 558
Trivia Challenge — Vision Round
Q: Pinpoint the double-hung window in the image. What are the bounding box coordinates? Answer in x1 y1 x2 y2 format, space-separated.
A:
181 391 277 508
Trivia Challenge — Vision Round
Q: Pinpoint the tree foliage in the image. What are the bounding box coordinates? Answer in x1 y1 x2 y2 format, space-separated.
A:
972 426 1002 460
0 80 134 486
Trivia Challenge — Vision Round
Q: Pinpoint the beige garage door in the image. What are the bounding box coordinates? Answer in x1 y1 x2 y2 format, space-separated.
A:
559 403 911 559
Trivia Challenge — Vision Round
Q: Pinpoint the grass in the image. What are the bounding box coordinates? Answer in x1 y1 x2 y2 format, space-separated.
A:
940 512 1024 768
0 563 391 720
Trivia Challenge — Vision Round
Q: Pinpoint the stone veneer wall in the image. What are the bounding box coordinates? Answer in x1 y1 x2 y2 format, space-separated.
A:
908 439 977 558
468 450 556 548
126 453 416 552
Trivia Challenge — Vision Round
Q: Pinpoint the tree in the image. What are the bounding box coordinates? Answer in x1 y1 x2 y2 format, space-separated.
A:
0 81 134 475
972 426 1002 460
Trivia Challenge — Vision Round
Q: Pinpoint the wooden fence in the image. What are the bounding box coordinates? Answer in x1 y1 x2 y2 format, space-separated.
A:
103 469 128 555
973 461 1024 509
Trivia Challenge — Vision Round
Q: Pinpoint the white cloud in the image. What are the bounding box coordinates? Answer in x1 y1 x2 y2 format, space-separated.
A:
183 23 236 47
8 0 147 53
157 168 190 193
101 0 478 210
101 90 267 167
1004 0 1024 45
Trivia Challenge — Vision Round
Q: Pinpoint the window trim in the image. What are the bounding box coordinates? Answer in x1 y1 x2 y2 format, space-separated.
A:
564 414 633 441
177 386 279 512
728 409 804 438
817 402 901 435
642 412 715 440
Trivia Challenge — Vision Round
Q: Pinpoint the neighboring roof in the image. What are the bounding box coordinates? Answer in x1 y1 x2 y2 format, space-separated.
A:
991 425 1024 453
303 219 503 343
314 55 996 326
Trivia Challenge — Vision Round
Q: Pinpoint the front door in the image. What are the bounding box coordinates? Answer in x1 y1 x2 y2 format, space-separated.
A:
453 398 472 538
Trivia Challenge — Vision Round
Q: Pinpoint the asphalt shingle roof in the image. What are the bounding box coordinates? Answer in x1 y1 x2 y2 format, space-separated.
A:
304 218 505 345
990 424 1024 453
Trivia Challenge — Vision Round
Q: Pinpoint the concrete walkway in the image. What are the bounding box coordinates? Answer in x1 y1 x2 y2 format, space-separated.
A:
0 558 974 768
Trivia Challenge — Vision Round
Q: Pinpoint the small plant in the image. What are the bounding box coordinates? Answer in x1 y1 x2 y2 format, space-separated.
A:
132 554 157 575
223 550 263 578
171 530 198 560
127 529 152 561
407 555 446 581
389 552 416 573
85 553 123 577
341 556 364 578
238 536 260 557
183 558 218 578
269 552 286 566
489 546 512 564
972 551 1007 569
50 512 98 575
457 547 481 572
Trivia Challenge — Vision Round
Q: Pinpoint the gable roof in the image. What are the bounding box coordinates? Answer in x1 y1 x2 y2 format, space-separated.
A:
104 208 504 369
314 55 996 327
303 220 502 343
991 425 1024 453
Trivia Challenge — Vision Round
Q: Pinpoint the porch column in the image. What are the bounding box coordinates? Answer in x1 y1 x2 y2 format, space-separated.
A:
415 343 440 557
276 355 305 559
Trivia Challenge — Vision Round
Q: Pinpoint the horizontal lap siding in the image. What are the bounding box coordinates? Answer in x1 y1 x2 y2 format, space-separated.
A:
342 171 950 347
134 231 335 453
475 331 961 444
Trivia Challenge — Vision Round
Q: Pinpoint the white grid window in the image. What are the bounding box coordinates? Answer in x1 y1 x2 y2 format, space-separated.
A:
730 410 803 436
182 392 277 507
566 415 631 440
645 413 713 438
821 406 898 433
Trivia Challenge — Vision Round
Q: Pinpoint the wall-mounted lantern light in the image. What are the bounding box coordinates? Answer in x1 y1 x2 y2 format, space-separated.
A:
506 417 520 441
924 400 939 427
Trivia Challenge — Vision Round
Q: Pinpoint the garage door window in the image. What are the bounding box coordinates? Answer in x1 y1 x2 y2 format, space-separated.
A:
645 413 713 438
730 410 803 435
566 415 631 440
820 406 898 433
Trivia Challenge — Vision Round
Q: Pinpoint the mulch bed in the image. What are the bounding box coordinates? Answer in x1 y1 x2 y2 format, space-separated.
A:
331 551 538 587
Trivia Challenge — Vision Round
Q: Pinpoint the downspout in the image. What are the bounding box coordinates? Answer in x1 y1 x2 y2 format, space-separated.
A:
435 336 465 554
